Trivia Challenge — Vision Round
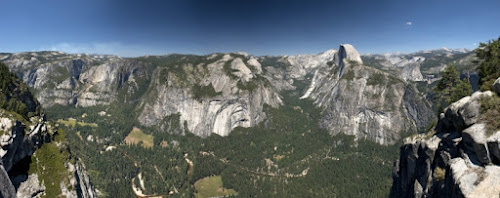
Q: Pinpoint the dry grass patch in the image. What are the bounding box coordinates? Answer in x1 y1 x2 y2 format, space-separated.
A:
124 127 154 149
194 176 237 198
57 118 97 128
480 94 500 136
433 167 446 181
273 154 285 161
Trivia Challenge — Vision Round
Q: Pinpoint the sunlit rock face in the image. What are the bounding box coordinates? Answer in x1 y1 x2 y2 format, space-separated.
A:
299 45 433 145
137 54 286 137
2 52 289 138
0 110 97 198
3 45 437 144
390 91 500 198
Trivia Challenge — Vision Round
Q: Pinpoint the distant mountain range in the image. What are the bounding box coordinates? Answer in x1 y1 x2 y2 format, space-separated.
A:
0 45 483 197
0 44 456 144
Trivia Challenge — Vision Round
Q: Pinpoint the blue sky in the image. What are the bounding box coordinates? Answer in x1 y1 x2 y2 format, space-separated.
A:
1 0 499 57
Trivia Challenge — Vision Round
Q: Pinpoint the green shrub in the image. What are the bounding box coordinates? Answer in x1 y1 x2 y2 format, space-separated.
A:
348 60 360 66
434 65 472 106
341 70 355 81
223 61 239 79
480 94 500 136
29 142 68 197
384 88 397 111
192 84 221 101
449 78 473 103
433 167 446 181
366 72 386 86
476 37 500 91
236 81 258 91
0 62 40 117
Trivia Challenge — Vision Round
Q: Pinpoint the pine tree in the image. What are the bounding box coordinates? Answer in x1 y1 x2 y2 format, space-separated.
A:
0 62 39 117
435 65 460 101
434 64 472 107
450 78 473 104
476 37 500 90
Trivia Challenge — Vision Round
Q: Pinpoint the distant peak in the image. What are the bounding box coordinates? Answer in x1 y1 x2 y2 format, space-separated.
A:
235 52 249 57
334 44 363 77
321 49 337 55
338 44 363 64
317 49 337 59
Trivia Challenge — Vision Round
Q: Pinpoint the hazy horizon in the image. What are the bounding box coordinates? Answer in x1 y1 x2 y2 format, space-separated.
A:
0 45 476 58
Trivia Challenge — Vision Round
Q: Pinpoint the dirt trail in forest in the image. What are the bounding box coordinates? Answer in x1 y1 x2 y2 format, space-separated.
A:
200 151 310 178
118 147 192 197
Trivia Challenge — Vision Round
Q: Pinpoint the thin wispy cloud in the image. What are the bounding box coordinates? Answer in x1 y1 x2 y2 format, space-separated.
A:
406 21 412 26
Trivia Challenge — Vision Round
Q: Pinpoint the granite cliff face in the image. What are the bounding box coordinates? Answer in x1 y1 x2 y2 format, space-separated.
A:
2 45 439 144
362 53 425 81
137 54 288 137
0 62 97 198
362 48 476 83
0 110 96 198
299 45 434 144
390 79 500 198
2 52 289 138
1 52 124 107
0 113 47 173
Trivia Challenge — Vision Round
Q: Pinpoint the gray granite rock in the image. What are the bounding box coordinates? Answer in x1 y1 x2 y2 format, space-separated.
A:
391 91 500 198
493 77 500 96
0 163 16 198
16 174 45 198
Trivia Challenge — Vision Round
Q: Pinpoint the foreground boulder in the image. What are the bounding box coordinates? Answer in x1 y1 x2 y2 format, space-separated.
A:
493 77 500 96
390 90 500 198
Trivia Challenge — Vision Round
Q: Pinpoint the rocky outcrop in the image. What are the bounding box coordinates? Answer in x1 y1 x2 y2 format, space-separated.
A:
0 107 97 197
361 48 476 82
0 112 47 172
493 77 500 95
286 49 337 79
138 54 288 137
401 63 424 82
361 53 425 81
2 52 125 108
73 161 97 198
299 45 432 145
437 91 485 132
403 84 436 132
0 61 97 197
335 44 363 77
12 159 97 198
0 111 98 198
0 161 16 198
231 58 254 82
390 91 500 198
15 173 45 197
